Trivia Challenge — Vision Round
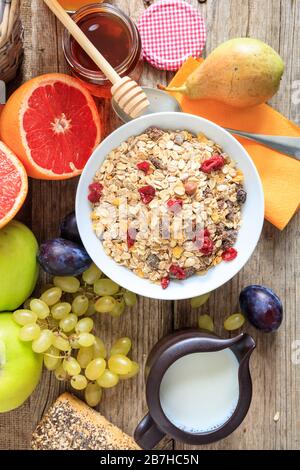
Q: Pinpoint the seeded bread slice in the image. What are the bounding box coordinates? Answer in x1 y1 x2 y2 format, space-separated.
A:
31 393 140 450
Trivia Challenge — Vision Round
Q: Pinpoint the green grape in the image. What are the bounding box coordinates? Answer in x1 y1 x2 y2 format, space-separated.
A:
52 332 71 352
93 337 107 359
75 317 94 334
43 346 61 370
190 293 211 309
198 314 214 332
110 337 132 356
32 329 53 353
53 276 80 293
51 302 72 320
93 279 119 296
19 323 41 342
97 369 119 388
82 263 102 284
108 354 132 375
59 314 78 333
72 295 89 316
85 382 102 407
71 374 88 391
41 287 62 306
63 357 81 376
95 296 116 313
110 299 126 318
224 313 245 331
123 290 137 307
13 309 37 326
54 363 68 381
85 358 106 381
119 361 140 380
77 346 94 369
85 300 96 317
78 332 95 348
30 299 50 320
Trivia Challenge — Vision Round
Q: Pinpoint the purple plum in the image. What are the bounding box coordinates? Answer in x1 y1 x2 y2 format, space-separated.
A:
239 285 283 332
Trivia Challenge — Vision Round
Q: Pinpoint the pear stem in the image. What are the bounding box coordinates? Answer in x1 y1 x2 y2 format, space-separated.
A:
157 84 187 94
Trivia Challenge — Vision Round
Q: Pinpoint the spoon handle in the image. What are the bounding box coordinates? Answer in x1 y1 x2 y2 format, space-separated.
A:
225 128 300 161
43 0 120 84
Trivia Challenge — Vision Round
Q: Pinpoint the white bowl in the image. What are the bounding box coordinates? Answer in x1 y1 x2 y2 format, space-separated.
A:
76 112 264 300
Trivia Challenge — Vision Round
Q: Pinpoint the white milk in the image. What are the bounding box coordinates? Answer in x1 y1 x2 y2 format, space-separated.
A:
159 349 240 433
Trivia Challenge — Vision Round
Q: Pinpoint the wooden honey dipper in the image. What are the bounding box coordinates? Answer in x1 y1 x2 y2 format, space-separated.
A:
43 0 149 118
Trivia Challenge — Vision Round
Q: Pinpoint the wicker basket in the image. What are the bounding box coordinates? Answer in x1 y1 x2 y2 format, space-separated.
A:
0 0 23 82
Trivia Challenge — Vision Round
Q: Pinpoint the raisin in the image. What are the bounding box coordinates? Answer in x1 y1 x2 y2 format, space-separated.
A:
88 182 103 203
137 161 150 174
185 267 196 278
147 253 160 269
203 188 213 198
237 188 247 204
222 229 238 249
200 155 225 174
222 247 238 261
138 185 156 204
146 127 164 141
161 276 170 289
149 156 165 170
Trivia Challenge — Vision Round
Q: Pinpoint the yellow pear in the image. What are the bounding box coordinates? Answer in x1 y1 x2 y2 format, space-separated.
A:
164 38 284 108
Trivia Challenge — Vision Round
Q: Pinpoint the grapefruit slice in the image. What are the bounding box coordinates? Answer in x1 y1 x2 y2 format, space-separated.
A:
0 74 101 180
0 141 28 229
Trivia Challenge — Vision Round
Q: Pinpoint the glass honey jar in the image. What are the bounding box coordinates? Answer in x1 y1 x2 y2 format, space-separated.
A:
63 3 143 98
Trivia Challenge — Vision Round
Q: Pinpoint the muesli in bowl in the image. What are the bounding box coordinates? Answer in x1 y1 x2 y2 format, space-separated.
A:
88 127 246 289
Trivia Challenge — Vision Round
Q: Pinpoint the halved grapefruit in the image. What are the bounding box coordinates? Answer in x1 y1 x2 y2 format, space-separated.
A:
0 74 101 180
0 141 28 229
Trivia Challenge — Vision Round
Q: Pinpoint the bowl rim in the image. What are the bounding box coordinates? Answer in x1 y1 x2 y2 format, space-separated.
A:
76 111 264 300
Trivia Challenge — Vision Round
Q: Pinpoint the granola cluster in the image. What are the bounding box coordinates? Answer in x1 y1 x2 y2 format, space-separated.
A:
90 128 246 288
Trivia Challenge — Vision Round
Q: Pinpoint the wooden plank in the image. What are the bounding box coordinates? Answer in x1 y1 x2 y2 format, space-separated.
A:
0 0 299 451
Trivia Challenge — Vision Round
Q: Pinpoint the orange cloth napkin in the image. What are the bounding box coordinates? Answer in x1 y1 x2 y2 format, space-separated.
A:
168 58 300 230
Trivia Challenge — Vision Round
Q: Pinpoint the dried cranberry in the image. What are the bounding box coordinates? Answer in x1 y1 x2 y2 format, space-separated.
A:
161 276 170 289
138 185 156 204
222 247 238 261
169 264 186 280
200 155 225 174
200 237 214 256
127 230 136 249
88 182 103 203
167 199 183 212
193 227 210 246
137 161 151 174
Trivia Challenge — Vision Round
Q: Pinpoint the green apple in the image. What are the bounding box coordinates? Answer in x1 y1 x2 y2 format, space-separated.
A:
0 313 43 412
0 220 39 311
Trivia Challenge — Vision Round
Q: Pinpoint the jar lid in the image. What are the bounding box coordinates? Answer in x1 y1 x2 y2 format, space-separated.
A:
137 0 206 71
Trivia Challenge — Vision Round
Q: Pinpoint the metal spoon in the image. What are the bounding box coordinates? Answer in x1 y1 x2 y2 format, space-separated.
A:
112 87 300 161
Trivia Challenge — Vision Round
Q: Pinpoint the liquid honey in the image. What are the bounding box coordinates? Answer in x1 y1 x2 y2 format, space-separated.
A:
71 11 132 71
58 1 99 12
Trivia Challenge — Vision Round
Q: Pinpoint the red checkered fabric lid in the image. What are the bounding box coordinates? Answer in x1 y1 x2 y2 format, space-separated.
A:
137 0 206 71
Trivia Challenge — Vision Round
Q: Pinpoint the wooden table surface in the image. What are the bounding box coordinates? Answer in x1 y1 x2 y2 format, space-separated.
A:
0 0 299 450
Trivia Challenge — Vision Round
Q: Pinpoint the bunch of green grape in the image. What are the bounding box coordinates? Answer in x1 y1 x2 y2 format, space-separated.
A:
13 263 139 407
